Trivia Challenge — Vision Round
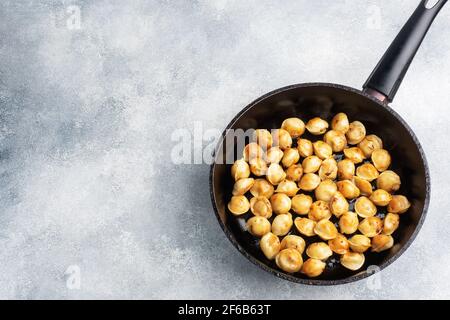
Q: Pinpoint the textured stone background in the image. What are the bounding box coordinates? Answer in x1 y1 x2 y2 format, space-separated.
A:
0 0 449 299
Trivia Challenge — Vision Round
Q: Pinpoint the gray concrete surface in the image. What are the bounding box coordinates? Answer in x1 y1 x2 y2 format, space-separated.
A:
1 0 450 299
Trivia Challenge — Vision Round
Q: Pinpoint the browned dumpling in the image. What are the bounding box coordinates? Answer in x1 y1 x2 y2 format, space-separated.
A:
231 159 250 181
354 176 373 196
306 242 333 260
250 179 274 198
344 147 365 164
371 234 394 252
383 213 400 235
270 193 291 215
314 180 338 202
356 163 379 182
266 146 284 164
339 211 359 234
272 213 293 236
348 234 371 253
228 195 250 216
250 196 273 218
276 249 303 273
324 130 347 152
294 217 317 237
346 121 366 145
249 157 268 176
337 159 355 180
387 195 411 214
330 192 349 217
319 158 338 181
281 118 305 138
341 252 365 271
358 134 383 158
306 117 329 135
369 189 392 206
272 129 292 150
281 148 300 168
275 180 299 197
354 196 377 218
336 180 360 199
247 216 271 237
313 141 333 160
308 200 332 221
297 138 313 157
298 173 321 192
266 163 286 185
280 235 306 254
260 232 281 260
302 156 322 174
243 143 264 162
286 164 303 182
328 234 350 255
331 113 349 133
232 178 255 196
371 149 391 172
291 194 313 215
254 129 273 149
314 219 338 241
377 170 401 193
358 216 383 237
301 258 326 277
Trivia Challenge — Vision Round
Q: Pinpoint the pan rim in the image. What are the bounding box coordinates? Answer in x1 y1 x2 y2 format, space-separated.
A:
209 82 430 286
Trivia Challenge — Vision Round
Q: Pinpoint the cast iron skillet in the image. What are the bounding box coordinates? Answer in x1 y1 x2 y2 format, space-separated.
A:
210 0 447 285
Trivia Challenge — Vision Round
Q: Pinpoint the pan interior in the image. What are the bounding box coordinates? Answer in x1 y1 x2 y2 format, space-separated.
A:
211 84 428 284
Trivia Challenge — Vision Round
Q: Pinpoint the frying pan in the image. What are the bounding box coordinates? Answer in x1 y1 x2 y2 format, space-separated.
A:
210 0 447 285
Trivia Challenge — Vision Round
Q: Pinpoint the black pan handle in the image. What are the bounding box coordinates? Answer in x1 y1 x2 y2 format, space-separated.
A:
363 0 447 103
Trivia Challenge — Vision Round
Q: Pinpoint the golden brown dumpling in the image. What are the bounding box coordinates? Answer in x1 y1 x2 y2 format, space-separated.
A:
314 180 338 202
286 164 303 182
301 258 326 277
228 195 250 216
250 196 273 218
318 158 338 181
324 130 347 152
306 117 329 135
246 216 271 237
314 219 338 241
358 216 383 237
328 234 350 255
387 195 411 214
308 200 332 221
254 129 273 149
298 173 321 192
291 194 313 215
280 235 306 254
294 217 317 237
339 211 359 234
276 249 303 273
231 159 250 181
331 113 349 133
358 134 383 158
306 242 333 260
281 118 306 138
270 193 291 215
272 129 293 150
250 179 274 198
260 232 281 260
297 138 313 157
